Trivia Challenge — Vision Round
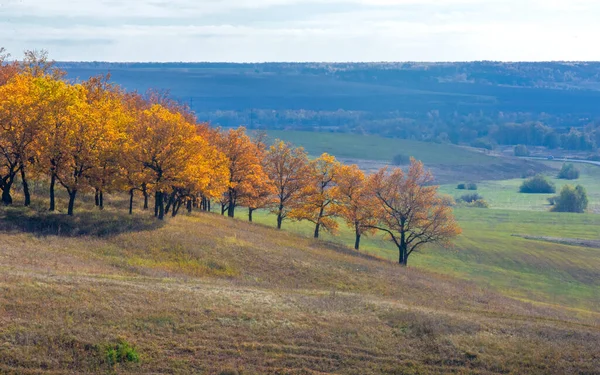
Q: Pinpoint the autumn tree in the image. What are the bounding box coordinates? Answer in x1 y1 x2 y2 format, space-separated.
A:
128 104 209 220
263 140 309 229
336 164 377 250
49 84 125 215
216 127 269 218
368 159 461 266
82 75 130 210
34 78 87 211
0 73 46 205
290 153 342 238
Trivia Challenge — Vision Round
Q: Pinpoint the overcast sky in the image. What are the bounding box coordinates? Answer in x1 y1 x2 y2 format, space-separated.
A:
1 0 599 62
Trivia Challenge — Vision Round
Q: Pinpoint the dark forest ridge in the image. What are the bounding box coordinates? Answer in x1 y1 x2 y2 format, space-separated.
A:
59 61 600 151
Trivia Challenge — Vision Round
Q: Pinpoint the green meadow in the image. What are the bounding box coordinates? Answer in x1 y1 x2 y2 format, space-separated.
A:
246 135 600 313
267 130 495 165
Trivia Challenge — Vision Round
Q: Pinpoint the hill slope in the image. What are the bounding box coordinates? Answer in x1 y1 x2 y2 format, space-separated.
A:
0 208 599 374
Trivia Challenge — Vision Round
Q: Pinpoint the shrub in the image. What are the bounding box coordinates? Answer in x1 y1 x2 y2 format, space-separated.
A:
391 154 409 166
470 199 490 208
551 185 588 213
459 193 483 203
520 175 556 194
557 163 580 180
457 183 477 190
514 144 530 157
103 339 140 367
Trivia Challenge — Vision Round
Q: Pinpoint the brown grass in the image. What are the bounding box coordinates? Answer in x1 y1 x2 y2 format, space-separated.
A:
0 202 599 374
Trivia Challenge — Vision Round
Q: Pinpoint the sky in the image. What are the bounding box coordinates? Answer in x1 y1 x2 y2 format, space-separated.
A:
1 0 599 62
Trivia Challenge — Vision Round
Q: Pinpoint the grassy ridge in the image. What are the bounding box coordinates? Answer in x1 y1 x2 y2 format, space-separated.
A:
0 206 599 374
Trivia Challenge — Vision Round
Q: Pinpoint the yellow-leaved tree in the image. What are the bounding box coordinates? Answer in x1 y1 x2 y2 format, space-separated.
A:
368 158 462 266
0 73 46 205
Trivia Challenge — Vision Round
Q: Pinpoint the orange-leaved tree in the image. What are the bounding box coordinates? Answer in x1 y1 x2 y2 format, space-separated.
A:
216 127 269 218
128 104 201 220
289 153 342 238
336 164 378 250
368 158 462 266
263 140 309 229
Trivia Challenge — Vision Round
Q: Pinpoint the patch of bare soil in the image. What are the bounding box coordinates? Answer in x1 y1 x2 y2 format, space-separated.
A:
513 234 600 249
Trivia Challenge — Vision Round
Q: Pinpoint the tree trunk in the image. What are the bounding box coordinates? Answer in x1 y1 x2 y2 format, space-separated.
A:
248 208 253 222
20 166 31 207
399 228 408 266
276 205 284 229
313 206 325 238
207 200 211 212
1 178 14 205
99 191 104 210
227 189 235 218
94 188 100 207
129 188 134 215
354 222 361 250
314 223 320 239
49 173 56 212
172 199 182 217
67 189 77 216
165 192 175 214
143 185 149 210
221 203 226 215
187 199 193 214
154 191 160 217
157 192 165 220
354 233 361 251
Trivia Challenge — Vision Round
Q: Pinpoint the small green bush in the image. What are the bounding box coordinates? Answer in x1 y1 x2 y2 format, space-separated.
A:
457 183 477 190
557 163 580 180
469 199 490 208
520 175 556 194
514 144 530 157
103 339 140 367
551 185 588 213
459 193 483 203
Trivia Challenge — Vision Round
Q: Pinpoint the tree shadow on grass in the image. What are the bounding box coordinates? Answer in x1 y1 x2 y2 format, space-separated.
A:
0 207 165 237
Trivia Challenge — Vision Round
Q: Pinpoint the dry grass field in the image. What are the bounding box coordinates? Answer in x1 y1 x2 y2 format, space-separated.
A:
0 202 599 374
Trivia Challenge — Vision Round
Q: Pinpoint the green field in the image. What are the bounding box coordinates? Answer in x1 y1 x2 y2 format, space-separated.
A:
442 162 600 212
250 208 600 313
245 154 600 313
267 130 495 165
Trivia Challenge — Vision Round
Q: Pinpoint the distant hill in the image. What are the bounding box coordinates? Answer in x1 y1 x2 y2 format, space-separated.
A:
59 62 600 148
